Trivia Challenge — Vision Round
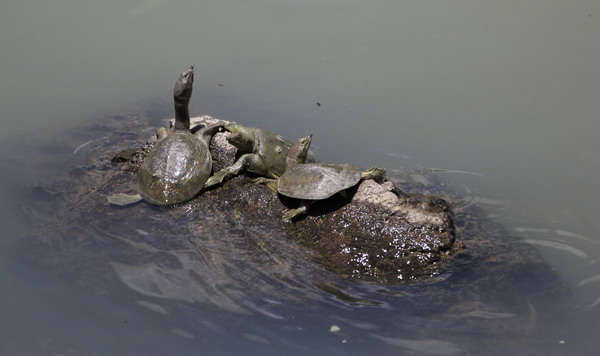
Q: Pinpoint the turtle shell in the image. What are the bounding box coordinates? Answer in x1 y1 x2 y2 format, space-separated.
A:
277 163 361 200
138 131 211 205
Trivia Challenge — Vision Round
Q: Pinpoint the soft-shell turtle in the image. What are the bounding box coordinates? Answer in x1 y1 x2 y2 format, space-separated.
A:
259 136 386 221
204 124 296 188
108 66 222 206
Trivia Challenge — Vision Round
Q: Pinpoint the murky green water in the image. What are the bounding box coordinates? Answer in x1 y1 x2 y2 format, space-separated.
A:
2 1 600 355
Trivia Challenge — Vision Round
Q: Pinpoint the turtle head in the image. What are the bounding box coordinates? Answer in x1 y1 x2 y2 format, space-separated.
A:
173 66 194 131
286 134 312 168
227 131 254 152
174 66 195 105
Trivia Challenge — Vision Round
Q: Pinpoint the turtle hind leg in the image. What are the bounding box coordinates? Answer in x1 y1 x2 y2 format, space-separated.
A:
282 200 314 222
254 177 279 193
282 206 308 222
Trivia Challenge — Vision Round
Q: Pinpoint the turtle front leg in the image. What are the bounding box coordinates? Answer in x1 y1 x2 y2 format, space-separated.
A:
156 127 169 140
205 153 259 188
197 121 226 143
107 193 143 206
361 166 387 182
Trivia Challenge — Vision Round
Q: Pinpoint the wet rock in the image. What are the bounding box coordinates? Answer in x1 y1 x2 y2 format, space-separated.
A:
154 116 465 283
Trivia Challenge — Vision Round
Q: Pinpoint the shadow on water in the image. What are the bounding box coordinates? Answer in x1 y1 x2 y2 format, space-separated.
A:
0 107 586 355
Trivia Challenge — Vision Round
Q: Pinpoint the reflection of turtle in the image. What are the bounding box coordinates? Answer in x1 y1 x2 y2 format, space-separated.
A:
109 66 222 206
259 136 386 221
204 124 296 188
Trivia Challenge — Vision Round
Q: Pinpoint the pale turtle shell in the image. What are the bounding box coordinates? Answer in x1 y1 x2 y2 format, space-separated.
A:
277 163 361 200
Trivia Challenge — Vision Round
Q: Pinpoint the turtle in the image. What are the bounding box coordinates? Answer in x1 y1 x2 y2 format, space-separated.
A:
257 136 386 221
204 123 298 188
108 66 223 206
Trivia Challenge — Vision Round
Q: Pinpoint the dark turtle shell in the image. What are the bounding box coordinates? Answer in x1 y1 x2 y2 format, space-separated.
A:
277 163 361 200
138 131 211 205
